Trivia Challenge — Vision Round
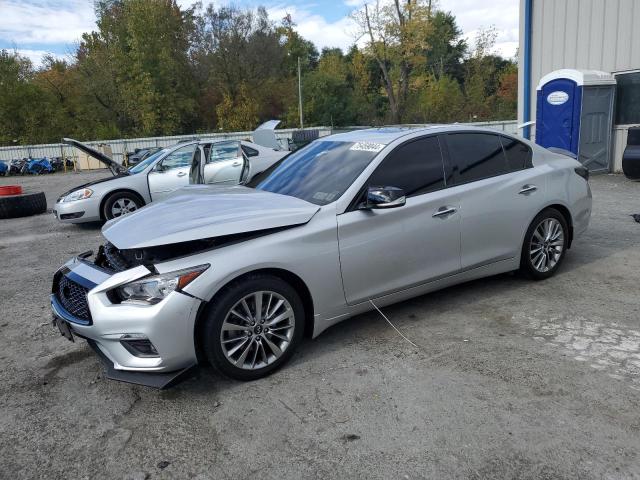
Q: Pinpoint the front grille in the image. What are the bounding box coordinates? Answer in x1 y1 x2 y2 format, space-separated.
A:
57 275 91 322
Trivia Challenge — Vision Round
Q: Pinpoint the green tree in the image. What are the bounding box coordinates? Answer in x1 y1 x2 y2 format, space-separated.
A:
277 13 319 75
0 4 518 144
0 50 50 145
353 0 433 123
406 73 464 122
463 27 498 120
77 0 197 137
299 48 359 127
424 11 467 82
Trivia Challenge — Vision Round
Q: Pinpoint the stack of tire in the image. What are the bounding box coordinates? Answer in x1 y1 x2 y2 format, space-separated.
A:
0 185 47 219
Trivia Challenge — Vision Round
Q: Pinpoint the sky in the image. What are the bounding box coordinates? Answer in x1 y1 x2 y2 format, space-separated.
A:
0 0 519 67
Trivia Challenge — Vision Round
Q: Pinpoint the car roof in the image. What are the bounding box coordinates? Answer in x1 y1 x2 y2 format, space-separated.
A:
318 125 518 145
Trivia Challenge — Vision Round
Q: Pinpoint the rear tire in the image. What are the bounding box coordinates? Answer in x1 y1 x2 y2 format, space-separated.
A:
520 208 569 280
102 192 143 220
201 274 305 381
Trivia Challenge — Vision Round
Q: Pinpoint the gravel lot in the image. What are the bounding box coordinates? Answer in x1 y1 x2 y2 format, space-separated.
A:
1 171 640 479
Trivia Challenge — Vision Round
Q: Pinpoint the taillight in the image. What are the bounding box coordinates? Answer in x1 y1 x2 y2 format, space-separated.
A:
574 166 589 181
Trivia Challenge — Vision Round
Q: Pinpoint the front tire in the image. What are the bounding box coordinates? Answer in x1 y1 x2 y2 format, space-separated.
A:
201 275 305 381
102 192 142 220
520 208 569 280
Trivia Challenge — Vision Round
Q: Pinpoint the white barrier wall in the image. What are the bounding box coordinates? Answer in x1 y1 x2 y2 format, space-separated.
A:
0 121 519 166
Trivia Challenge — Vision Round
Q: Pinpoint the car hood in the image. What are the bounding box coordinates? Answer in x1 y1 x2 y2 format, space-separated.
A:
62 138 127 175
102 185 320 249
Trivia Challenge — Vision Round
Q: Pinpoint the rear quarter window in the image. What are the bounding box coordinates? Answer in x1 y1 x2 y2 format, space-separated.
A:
446 133 509 184
501 136 532 171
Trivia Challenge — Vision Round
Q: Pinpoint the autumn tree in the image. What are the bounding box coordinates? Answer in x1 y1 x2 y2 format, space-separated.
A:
0 2 518 145
353 0 433 123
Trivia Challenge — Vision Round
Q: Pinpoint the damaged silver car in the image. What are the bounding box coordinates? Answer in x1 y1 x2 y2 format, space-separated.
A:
50 126 592 387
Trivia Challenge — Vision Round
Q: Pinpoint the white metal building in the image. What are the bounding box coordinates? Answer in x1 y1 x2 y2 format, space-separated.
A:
518 0 640 172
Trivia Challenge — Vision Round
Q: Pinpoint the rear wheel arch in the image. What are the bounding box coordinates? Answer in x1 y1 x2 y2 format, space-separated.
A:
193 268 315 363
543 203 573 248
519 206 570 279
99 189 146 220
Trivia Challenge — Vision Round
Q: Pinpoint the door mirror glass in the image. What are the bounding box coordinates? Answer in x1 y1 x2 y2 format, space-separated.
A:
363 186 406 209
154 163 165 172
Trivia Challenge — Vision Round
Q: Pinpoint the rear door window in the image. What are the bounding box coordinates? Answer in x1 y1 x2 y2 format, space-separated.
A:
501 136 532 171
446 133 509 184
366 136 445 196
208 141 242 163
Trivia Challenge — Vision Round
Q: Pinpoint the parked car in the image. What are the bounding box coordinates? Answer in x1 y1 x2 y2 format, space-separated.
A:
0 161 7 176
50 126 592 387
126 147 162 166
53 125 288 223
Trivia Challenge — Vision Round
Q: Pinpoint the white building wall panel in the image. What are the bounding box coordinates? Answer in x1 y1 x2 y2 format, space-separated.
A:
519 0 640 171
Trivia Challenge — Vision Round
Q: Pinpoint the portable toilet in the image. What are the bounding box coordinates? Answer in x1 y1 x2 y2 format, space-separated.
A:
535 69 616 173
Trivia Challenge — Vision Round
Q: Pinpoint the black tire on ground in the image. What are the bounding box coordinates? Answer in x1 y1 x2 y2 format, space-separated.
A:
519 207 569 280
0 191 47 219
201 274 305 381
102 192 143 220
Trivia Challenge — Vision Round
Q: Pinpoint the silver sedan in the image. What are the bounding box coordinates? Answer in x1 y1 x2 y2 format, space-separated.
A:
50 125 592 386
54 134 287 224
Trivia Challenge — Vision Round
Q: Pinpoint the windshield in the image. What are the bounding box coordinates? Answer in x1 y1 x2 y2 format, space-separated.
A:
256 141 381 205
128 148 168 174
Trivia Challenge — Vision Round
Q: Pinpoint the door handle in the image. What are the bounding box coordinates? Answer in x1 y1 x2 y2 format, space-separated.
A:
432 206 457 218
519 184 537 195
176 172 187 177
232 161 242 167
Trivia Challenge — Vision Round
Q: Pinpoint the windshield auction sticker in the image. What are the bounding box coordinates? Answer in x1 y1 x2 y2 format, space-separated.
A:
350 142 385 153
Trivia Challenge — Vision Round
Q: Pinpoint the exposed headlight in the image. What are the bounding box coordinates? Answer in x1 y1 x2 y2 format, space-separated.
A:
115 264 209 305
63 188 93 202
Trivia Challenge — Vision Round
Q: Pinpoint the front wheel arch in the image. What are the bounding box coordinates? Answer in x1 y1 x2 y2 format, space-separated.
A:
99 189 146 221
193 268 315 364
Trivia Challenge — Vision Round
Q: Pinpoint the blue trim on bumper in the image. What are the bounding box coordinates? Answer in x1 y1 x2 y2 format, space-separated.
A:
65 270 98 290
50 293 91 326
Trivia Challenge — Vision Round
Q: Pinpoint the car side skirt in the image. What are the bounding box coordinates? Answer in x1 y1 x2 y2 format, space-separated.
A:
312 257 518 338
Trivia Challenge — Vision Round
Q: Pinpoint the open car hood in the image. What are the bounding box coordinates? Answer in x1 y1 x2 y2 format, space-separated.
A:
62 138 127 175
102 185 320 249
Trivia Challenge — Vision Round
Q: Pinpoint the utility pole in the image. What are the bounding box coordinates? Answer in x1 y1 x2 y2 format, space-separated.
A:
298 56 304 129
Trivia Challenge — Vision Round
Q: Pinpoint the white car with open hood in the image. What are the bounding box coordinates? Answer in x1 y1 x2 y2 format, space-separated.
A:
53 122 288 223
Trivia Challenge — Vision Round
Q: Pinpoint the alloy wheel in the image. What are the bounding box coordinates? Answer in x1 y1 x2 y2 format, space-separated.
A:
529 218 564 273
220 291 295 370
111 197 138 217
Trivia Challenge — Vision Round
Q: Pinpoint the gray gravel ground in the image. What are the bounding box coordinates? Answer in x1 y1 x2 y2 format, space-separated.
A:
1 171 640 480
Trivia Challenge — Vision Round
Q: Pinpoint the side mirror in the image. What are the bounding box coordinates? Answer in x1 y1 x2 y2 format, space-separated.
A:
154 163 165 173
363 186 406 209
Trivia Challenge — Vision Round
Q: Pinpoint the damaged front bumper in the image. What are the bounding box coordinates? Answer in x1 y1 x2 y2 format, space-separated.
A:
51 254 201 388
